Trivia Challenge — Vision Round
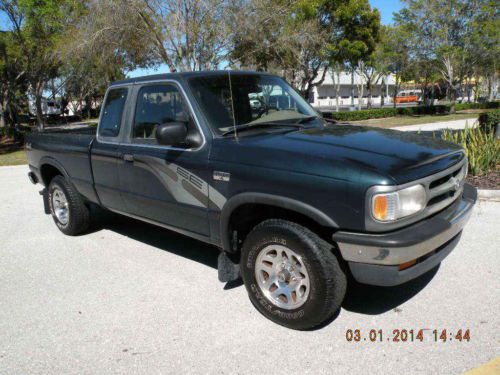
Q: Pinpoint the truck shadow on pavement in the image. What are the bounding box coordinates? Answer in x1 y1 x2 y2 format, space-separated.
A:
88 206 438 320
342 266 438 315
88 206 221 268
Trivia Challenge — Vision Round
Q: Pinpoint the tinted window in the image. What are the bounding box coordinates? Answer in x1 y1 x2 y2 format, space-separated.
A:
188 74 316 134
133 84 191 145
99 88 128 137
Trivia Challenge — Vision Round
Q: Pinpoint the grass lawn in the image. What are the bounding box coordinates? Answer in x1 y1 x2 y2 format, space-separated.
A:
350 113 479 128
0 149 27 166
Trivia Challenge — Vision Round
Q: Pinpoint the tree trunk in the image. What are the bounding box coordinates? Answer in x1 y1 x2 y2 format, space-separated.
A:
489 73 497 101
466 75 471 102
380 77 385 107
366 82 372 109
335 71 341 112
34 81 46 131
350 69 355 110
449 88 456 114
393 76 400 109
85 96 92 119
0 100 5 131
357 84 364 111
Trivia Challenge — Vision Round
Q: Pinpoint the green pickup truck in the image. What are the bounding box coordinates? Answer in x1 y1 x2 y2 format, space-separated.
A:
26 71 477 329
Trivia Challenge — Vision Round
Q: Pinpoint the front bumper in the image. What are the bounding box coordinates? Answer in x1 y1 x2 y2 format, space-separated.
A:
332 183 477 286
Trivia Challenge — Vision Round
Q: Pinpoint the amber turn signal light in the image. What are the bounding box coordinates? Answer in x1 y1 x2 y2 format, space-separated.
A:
398 259 417 271
372 195 388 221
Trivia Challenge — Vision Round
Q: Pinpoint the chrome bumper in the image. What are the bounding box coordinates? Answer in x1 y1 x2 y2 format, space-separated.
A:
333 183 477 267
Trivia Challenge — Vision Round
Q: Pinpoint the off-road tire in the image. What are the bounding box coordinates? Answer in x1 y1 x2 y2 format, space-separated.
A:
48 175 90 235
240 219 347 330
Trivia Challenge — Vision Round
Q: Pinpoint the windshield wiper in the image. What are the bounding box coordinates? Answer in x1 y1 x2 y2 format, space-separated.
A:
296 116 319 124
221 122 304 137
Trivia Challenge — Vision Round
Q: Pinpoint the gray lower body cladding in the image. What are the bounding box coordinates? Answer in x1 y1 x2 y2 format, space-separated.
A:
333 183 477 286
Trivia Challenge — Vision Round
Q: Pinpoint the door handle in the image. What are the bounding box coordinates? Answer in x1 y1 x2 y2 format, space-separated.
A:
123 154 134 163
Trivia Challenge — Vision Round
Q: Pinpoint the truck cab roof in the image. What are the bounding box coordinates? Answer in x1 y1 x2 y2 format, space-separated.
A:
110 70 271 87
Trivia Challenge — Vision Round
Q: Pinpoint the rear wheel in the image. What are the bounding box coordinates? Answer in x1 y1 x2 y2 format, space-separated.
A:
48 176 90 235
240 219 346 330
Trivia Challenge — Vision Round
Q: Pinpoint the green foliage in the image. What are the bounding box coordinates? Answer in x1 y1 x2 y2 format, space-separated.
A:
324 0 381 66
478 109 500 132
395 1 500 103
441 123 499 176
322 105 453 121
232 0 381 96
322 103 500 122
455 102 500 111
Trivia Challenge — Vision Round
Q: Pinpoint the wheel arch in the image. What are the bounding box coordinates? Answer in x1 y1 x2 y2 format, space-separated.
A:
220 193 338 253
39 157 70 187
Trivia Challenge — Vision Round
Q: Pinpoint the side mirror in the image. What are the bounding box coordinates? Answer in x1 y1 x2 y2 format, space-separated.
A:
155 122 187 146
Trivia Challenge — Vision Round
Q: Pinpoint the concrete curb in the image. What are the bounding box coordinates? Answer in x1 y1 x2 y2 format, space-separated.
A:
477 189 500 201
0 164 27 169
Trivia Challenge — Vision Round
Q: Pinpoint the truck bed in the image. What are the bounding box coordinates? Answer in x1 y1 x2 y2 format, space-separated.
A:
26 127 99 204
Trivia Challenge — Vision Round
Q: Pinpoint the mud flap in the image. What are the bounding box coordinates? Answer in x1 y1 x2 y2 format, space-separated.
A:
39 188 50 214
218 252 240 283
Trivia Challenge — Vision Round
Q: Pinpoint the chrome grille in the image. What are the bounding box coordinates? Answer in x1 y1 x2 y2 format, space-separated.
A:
424 159 467 215
364 153 468 232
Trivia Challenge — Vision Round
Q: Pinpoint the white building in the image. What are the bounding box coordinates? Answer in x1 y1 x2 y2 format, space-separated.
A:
310 70 397 108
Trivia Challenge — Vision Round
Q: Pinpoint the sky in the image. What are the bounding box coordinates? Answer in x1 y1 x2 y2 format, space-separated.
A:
0 1 403 77
370 0 403 25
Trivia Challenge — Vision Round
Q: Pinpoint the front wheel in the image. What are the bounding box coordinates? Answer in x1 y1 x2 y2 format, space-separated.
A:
240 219 346 330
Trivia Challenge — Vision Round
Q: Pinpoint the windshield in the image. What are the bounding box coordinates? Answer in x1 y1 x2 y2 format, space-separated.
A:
187 73 319 135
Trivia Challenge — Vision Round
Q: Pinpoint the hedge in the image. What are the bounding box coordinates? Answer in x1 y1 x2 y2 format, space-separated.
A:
322 105 452 122
455 101 500 111
321 102 500 122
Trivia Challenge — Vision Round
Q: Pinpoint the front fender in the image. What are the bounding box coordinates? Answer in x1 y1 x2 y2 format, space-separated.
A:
219 192 339 252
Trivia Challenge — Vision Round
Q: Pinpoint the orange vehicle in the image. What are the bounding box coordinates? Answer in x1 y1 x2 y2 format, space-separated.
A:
394 90 419 104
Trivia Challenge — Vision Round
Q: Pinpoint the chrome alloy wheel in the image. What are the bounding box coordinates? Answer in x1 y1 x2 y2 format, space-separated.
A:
52 188 69 225
255 244 311 310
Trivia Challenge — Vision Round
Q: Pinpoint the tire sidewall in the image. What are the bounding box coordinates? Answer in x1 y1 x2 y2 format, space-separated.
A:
48 177 71 232
241 223 336 329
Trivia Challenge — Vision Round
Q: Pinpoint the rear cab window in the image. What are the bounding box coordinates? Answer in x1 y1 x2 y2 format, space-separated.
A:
98 88 128 138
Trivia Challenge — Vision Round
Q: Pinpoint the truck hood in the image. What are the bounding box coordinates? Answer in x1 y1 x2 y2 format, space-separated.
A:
211 125 464 184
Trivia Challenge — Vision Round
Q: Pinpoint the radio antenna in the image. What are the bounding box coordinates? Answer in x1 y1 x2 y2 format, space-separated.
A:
228 70 238 140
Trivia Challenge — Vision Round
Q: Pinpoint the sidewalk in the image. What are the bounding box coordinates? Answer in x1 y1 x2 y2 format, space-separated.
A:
391 117 478 132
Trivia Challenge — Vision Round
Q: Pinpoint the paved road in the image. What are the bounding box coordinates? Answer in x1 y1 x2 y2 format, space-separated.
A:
0 165 498 375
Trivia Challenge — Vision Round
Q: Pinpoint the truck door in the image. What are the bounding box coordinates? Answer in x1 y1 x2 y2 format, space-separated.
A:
91 87 129 211
117 82 211 237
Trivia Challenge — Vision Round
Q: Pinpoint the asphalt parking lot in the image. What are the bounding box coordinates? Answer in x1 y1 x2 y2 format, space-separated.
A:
0 165 498 375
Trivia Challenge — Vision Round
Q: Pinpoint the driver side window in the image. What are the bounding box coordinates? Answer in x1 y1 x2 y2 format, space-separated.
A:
133 84 195 146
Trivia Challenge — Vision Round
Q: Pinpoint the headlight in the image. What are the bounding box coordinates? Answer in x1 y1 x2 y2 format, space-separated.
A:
371 184 426 221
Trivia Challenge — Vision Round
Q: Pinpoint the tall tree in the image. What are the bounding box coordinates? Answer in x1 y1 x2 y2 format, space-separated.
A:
0 0 76 129
469 1 499 101
396 0 486 111
232 0 381 99
0 30 26 129
75 0 242 73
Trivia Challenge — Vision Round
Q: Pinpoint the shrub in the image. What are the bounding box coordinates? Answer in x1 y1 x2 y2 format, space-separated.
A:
478 109 500 133
441 124 499 176
455 101 500 111
322 108 398 121
0 126 15 139
321 102 500 122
